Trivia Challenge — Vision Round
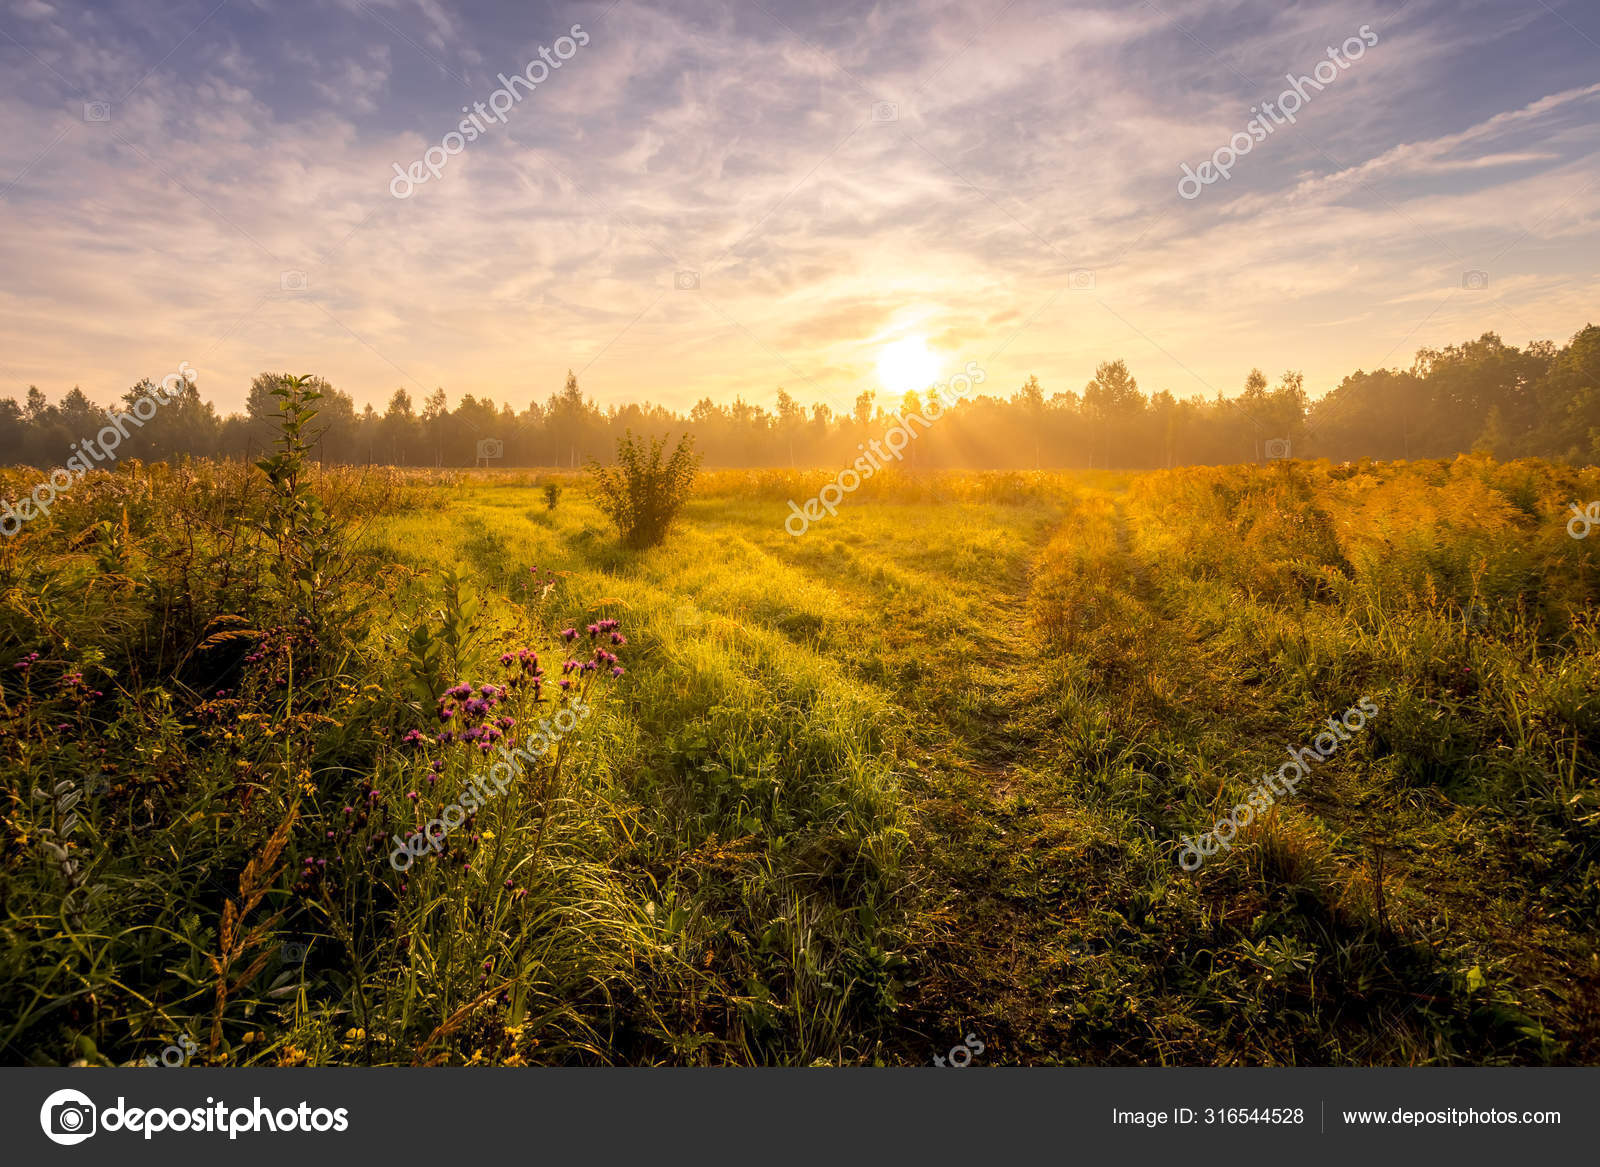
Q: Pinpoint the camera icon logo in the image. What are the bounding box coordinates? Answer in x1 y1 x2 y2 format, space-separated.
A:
281 270 308 292
871 101 898 123
280 940 308 963
1264 438 1292 460
83 102 111 123
476 438 504 461
40 1088 97 1145
674 270 700 291
1461 269 1489 291
1068 268 1095 290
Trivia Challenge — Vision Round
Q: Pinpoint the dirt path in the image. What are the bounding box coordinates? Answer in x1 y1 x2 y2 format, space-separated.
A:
889 494 1129 1064
888 491 1414 1063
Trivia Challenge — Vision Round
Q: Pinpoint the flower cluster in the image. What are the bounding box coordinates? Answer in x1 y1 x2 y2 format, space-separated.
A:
58 671 106 699
293 783 387 895
386 622 627 876
557 621 625 681
3 655 109 744
438 685 508 751
239 619 321 689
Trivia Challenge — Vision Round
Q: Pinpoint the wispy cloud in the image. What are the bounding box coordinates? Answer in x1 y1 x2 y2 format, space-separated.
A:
0 0 1596 414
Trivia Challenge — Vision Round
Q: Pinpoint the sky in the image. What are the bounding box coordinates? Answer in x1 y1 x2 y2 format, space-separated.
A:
1 0 1597 417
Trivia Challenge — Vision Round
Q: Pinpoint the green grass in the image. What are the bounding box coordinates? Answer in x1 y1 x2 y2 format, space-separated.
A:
1 455 1597 1065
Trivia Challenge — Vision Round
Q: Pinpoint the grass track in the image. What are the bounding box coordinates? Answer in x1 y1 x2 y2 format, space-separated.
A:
4 459 1597 1065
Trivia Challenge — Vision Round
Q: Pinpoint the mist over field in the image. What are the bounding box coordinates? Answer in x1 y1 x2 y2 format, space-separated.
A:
4 323 1600 474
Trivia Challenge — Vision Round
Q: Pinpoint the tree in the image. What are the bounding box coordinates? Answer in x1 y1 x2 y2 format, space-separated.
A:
775 388 804 465
1014 374 1044 412
23 385 51 422
1014 375 1046 467
1083 360 1143 467
1473 405 1506 458
0 397 24 463
420 388 449 465
380 389 418 464
548 370 591 467
852 390 875 428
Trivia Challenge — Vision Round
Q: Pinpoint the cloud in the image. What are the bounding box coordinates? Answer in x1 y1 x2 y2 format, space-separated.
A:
0 0 1596 413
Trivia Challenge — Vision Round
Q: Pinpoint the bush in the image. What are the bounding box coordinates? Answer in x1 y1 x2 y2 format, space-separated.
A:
542 481 562 511
585 431 700 549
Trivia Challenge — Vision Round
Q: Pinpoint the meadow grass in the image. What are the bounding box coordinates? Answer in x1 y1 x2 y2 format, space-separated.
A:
1 455 1596 1064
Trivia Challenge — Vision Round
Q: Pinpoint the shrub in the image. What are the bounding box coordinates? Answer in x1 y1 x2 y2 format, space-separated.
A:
585 431 701 549
542 481 562 511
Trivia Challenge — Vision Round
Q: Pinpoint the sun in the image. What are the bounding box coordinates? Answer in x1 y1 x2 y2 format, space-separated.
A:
876 336 940 396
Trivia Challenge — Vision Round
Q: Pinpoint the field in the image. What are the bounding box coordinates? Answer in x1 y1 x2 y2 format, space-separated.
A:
3 451 1599 1066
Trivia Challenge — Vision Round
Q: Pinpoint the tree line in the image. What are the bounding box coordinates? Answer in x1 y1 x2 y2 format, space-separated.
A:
4 325 1597 470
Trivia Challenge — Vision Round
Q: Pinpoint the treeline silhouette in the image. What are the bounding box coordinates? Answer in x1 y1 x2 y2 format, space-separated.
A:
4 325 1597 469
